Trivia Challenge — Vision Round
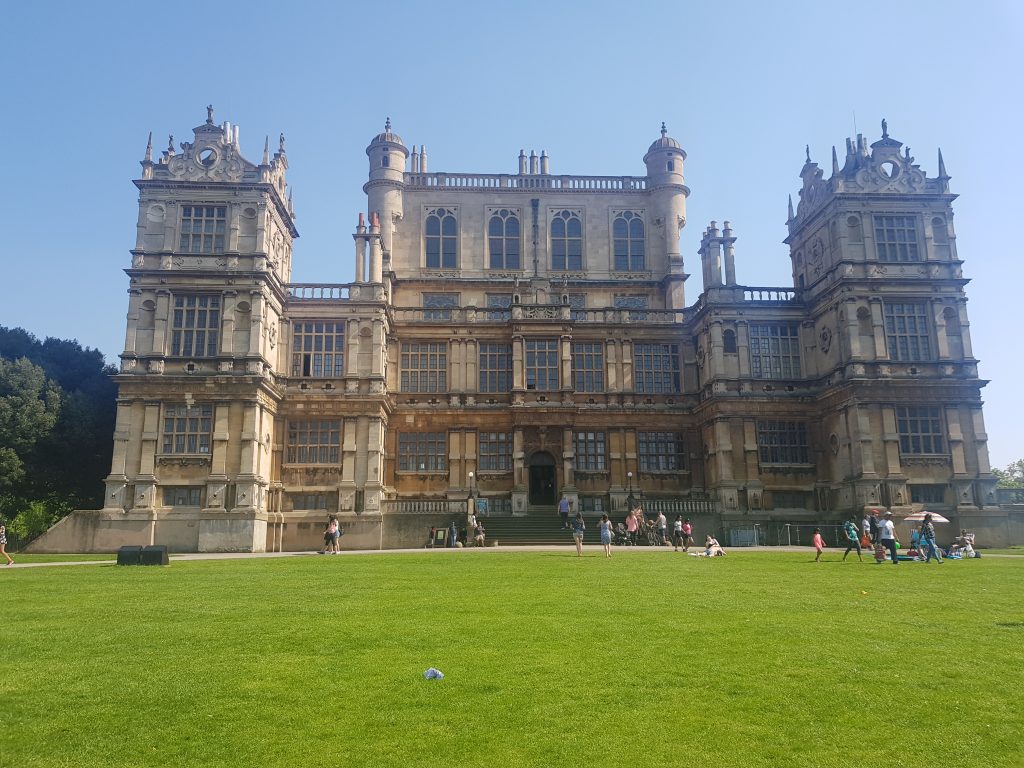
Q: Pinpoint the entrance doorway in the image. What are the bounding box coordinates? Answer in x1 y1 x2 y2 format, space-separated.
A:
528 451 557 507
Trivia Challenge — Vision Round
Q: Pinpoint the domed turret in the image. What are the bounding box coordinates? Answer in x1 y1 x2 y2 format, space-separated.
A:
643 122 686 184
366 117 409 180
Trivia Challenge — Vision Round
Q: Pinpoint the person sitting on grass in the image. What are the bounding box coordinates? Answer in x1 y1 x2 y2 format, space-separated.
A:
474 522 486 548
703 535 726 557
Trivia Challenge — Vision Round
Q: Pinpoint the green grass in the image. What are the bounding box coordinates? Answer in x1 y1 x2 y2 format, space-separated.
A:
7 553 117 563
2 550 1021 767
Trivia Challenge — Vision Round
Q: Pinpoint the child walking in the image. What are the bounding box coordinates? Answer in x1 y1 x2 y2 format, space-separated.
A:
812 527 826 562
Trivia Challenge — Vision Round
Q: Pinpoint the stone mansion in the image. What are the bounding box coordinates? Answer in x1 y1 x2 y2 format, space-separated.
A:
35 109 1008 551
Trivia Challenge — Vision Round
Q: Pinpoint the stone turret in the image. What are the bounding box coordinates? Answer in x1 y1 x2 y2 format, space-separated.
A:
364 118 409 257
643 123 690 307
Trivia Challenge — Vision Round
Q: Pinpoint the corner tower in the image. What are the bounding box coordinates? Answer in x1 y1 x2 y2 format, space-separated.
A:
643 123 690 307
785 120 995 520
363 118 409 259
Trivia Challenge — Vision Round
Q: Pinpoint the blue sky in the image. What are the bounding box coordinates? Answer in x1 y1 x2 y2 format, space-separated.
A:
1 0 1020 467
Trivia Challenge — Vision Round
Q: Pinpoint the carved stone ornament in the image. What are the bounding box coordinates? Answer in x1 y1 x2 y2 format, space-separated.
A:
829 433 840 455
268 324 277 349
819 326 833 353
167 141 245 183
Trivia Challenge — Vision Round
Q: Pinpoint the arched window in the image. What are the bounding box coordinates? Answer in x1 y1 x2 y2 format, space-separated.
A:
551 210 582 270
932 216 949 245
847 215 863 243
613 211 645 271
723 329 737 354
488 209 520 269
425 208 457 269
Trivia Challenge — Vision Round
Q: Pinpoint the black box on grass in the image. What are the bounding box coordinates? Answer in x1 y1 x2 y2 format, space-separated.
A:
116 545 143 566
140 545 169 566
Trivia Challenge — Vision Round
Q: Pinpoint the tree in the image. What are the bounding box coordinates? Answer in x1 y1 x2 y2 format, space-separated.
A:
992 459 1024 488
0 357 61 488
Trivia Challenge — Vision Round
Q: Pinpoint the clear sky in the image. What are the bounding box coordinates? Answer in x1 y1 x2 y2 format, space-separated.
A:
1 0 1019 467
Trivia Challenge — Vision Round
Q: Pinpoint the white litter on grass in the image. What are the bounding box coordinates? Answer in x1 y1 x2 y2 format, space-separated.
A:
423 667 444 680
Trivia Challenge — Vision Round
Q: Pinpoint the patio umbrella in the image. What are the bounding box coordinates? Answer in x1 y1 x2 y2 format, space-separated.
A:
903 511 951 523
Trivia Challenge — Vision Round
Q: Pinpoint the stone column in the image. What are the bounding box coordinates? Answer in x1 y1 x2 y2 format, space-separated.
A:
220 291 236 356
736 321 751 377
880 406 902 475
946 406 968 475
153 290 171 357
605 339 619 392
621 339 634 392
123 290 143 356
869 300 887 360
134 402 162 510
103 401 134 511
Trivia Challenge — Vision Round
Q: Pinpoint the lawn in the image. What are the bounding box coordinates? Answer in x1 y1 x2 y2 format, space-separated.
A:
2 549 1021 768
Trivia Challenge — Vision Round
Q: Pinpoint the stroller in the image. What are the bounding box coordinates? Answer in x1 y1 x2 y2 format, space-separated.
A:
613 522 633 546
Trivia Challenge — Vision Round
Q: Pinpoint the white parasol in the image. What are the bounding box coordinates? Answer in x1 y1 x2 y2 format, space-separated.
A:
903 511 951 523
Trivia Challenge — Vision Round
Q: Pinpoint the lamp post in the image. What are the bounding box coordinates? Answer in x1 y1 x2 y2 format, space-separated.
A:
468 471 476 499
627 471 635 511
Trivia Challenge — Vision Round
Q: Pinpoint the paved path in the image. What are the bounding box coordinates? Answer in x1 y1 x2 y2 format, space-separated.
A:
5 545 1021 568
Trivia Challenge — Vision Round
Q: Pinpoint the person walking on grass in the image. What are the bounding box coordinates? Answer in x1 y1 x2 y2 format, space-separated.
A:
571 512 586 557
920 513 943 564
672 515 684 551
0 521 13 566
812 527 826 562
842 516 863 561
682 518 694 551
878 511 899 565
598 514 613 558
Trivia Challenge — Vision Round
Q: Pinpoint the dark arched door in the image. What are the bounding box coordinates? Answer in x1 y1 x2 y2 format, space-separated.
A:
528 451 557 507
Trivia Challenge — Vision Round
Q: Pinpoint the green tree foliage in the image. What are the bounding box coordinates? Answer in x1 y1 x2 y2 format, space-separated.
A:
0 357 61 486
0 327 117 542
992 459 1024 488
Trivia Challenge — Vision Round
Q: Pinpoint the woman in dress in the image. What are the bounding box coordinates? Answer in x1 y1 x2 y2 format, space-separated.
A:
598 513 613 558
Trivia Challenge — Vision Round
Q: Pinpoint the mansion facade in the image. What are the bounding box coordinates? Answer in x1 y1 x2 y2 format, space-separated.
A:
36 110 1006 551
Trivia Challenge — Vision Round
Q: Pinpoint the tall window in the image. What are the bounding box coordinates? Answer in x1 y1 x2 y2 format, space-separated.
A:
179 205 226 254
874 215 920 262
633 343 680 394
749 324 801 379
613 211 645 270
479 343 512 393
884 302 932 361
568 293 587 322
425 208 457 268
638 432 685 471
896 406 945 454
291 321 345 377
485 294 512 321
525 339 559 391
757 421 811 465
488 209 520 269
615 295 649 321
162 404 213 454
572 342 604 392
423 293 459 321
551 210 582 270
171 294 220 357
398 432 447 472
286 420 341 464
400 342 447 393
574 431 606 471
479 431 513 472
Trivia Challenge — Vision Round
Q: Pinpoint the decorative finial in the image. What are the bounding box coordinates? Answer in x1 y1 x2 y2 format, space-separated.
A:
787 194 795 221
831 145 839 175
144 132 153 162
805 144 811 163
279 133 286 152
262 136 270 164
385 116 392 132
905 145 911 160
167 134 174 152
660 122 667 138
206 104 214 124
881 118 888 138
937 147 948 179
